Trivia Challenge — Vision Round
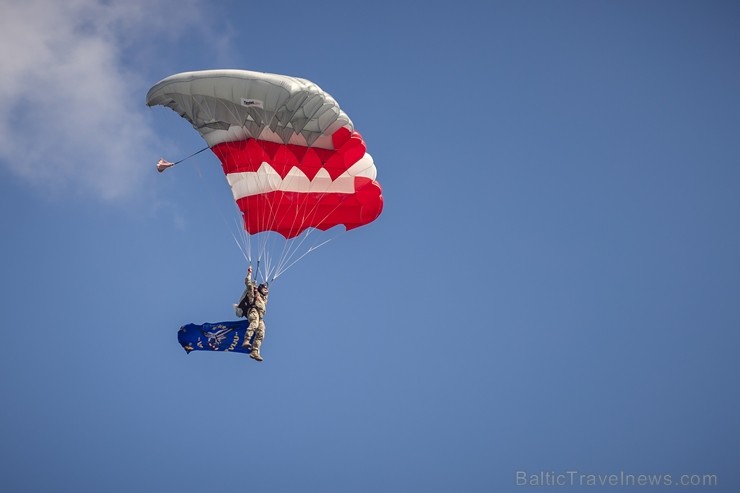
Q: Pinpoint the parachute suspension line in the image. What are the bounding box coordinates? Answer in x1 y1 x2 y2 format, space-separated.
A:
254 259 261 283
272 236 335 281
231 212 250 264
270 169 315 274
242 147 281 281
234 134 356 283
269 172 328 279
270 186 348 281
272 209 318 279
275 176 349 279
188 150 254 271
257 152 280 280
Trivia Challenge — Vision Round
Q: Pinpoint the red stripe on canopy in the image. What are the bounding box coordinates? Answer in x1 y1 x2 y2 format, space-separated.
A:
210 130 382 239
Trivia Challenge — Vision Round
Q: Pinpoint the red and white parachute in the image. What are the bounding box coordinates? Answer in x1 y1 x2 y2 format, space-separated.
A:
146 69 383 281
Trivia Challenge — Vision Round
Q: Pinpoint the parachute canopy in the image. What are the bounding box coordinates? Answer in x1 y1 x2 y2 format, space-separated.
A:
146 69 383 240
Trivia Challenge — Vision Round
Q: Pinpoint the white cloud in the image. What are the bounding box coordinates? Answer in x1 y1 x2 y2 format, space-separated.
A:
0 0 207 201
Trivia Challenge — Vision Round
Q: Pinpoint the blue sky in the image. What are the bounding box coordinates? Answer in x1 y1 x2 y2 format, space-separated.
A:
2 1 739 491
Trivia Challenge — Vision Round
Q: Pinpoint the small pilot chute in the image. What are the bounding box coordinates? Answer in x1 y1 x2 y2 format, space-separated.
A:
156 158 175 173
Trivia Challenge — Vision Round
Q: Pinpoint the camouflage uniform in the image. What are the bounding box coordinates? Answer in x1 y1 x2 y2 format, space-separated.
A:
237 271 268 361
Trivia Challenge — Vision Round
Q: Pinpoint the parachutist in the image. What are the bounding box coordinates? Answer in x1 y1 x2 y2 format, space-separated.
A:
234 266 269 362
150 70 383 359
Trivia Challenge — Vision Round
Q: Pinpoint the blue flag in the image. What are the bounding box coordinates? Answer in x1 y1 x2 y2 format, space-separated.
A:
178 320 253 355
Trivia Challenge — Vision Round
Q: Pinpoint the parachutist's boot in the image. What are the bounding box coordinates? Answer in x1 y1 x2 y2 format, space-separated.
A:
241 330 253 351
249 338 264 362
